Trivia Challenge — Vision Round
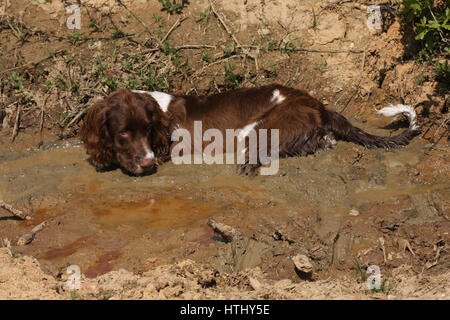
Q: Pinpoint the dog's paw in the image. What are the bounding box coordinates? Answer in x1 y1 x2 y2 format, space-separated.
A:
88 158 117 172
237 163 259 177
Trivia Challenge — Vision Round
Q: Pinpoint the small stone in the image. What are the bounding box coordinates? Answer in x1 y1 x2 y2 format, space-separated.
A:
248 277 262 290
349 209 360 216
258 28 270 36
292 254 313 274
274 279 293 289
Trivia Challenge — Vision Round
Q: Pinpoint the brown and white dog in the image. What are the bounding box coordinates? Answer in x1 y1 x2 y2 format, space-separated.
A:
79 84 419 175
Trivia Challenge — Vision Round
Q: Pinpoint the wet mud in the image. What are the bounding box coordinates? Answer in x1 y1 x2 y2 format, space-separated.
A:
1 125 448 283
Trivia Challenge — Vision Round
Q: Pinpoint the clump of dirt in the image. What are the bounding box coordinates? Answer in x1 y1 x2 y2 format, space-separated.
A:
1 248 448 300
0 248 60 299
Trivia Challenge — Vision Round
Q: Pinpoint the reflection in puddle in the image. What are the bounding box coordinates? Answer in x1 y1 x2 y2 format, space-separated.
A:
41 236 93 260
85 250 121 278
89 197 217 229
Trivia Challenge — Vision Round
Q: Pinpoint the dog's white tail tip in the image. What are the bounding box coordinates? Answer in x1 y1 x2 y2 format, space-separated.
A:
377 104 419 130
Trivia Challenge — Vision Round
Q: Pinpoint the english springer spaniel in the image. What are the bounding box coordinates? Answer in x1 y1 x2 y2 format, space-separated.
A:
79 84 419 175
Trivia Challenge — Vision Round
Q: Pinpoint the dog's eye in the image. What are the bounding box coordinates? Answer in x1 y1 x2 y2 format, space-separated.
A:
119 131 130 138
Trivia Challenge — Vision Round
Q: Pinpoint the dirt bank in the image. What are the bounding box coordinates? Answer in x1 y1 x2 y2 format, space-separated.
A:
1 248 448 299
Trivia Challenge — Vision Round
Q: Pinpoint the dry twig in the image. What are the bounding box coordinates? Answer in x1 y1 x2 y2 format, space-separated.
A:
10 104 20 143
336 48 366 113
115 0 163 47
2 238 12 257
207 218 240 242
0 50 65 74
17 219 51 246
208 0 258 70
138 44 216 55
0 200 31 220
161 16 187 43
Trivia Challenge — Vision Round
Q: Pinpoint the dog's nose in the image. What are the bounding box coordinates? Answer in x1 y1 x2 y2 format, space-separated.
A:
140 157 155 168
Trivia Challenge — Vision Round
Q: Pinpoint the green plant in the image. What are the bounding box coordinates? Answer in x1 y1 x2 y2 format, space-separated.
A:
415 75 428 84
402 0 449 53
67 32 84 45
354 258 368 283
111 28 126 39
354 258 390 295
280 40 296 54
223 43 241 57
317 59 327 73
195 11 210 22
202 51 212 63
162 42 181 67
65 55 74 64
10 71 25 93
70 291 82 300
8 247 23 259
158 0 183 14
434 59 450 89
181 57 191 79
8 19 27 43
92 57 108 79
369 278 389 294
9 71 33 102
224 63 242 89
88 19 98 29
153 13 162 23
264 65 278 78
267 39 279 51
103 77 118 91
143 67 170 91
312 7 318 29
112 46 118 64
271 65 278 77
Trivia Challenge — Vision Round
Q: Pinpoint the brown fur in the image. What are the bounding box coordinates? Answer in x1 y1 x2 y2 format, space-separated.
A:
79 84 419 175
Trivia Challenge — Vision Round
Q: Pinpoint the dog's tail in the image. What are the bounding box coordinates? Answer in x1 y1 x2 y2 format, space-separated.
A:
324 104 420 148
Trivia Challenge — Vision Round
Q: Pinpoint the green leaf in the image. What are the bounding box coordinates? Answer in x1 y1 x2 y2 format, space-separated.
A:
415 29 429 40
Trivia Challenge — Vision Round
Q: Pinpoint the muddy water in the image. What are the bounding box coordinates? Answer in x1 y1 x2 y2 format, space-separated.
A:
0 131 449 280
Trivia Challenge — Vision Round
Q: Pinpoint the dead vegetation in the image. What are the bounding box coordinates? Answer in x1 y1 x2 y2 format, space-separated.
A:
0 0 446 145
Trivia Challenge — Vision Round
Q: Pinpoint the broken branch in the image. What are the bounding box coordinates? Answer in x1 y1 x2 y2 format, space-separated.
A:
207 218 240 242
17 219 50 246
0 200 31 220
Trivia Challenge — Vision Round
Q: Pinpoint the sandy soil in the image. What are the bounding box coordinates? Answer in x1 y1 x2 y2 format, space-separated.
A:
0 0 448 299
1 248 448 299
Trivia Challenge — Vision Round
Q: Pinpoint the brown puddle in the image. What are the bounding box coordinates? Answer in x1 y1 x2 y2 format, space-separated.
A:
20 207 57 228
40 236 93 260
1 138 449 281
85 250 122 278
89 197 217 230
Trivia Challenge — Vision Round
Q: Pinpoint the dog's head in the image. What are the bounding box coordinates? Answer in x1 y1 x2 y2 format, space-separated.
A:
79 88 185 175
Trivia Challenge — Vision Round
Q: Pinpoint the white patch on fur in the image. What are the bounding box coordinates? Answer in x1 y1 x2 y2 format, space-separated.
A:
141 138 155 160
270 89 286 104
324 133 337 148
377 104 418 130
238 121 259 142
238 122 260 158
134 139 155 174
133 90 173 112
134 166 143 174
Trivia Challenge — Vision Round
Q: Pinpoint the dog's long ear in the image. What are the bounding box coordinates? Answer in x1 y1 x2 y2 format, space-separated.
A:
79 99 114 167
